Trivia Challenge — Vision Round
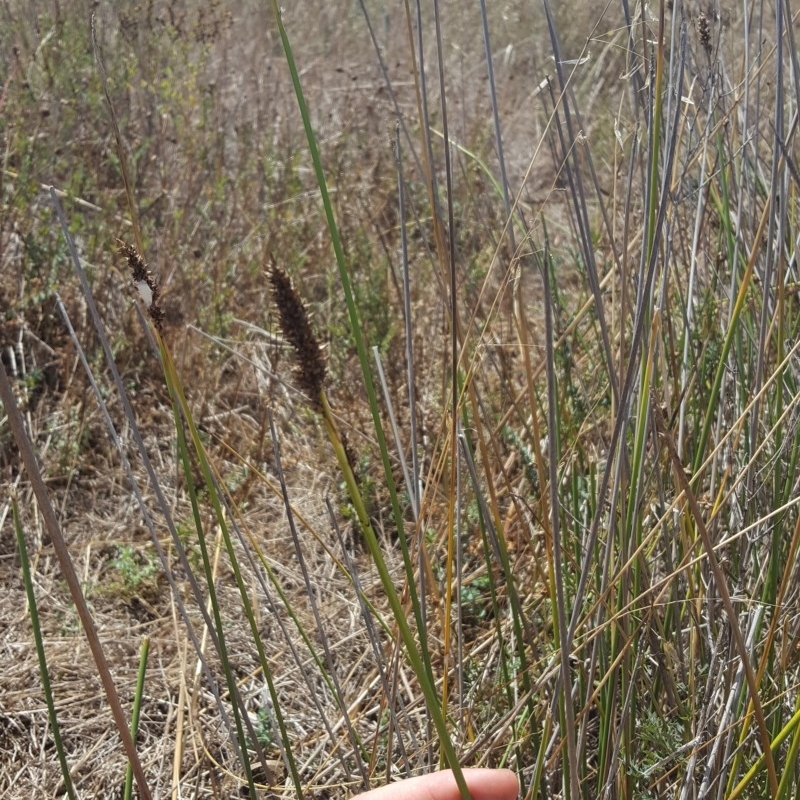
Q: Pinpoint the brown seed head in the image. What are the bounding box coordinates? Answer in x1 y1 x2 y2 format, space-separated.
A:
697 13 712 56
268 262 327 408
117 239 165 334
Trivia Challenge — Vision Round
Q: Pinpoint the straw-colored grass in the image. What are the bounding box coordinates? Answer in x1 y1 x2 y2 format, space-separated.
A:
2 1 800 799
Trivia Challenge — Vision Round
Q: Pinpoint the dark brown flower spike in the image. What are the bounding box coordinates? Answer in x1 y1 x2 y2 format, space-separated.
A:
268 262 327 408
697 13 712 57
118 238 165 334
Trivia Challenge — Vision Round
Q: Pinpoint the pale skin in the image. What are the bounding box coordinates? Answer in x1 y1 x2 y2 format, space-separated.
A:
351 769 519 800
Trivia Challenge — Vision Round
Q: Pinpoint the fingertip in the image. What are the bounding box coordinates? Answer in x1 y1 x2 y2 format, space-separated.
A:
498 768 520 799
463 768 520 800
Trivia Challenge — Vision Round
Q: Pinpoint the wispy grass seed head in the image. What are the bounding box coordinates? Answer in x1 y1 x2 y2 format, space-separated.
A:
268 262 327 409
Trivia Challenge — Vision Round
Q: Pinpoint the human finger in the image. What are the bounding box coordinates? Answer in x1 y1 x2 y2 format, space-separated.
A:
350 768 519 800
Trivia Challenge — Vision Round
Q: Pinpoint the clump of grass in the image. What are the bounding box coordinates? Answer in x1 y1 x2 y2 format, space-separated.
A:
3 1 800 799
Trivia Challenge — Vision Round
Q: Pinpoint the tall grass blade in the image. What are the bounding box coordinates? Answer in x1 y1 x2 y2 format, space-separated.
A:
265 4 469 794
123 637 150 800
12 494 78 800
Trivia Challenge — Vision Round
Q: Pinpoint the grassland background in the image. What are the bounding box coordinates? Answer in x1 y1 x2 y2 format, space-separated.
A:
2 0 800 799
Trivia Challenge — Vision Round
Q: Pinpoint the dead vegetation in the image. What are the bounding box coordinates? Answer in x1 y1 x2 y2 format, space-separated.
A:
2 1 800 799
